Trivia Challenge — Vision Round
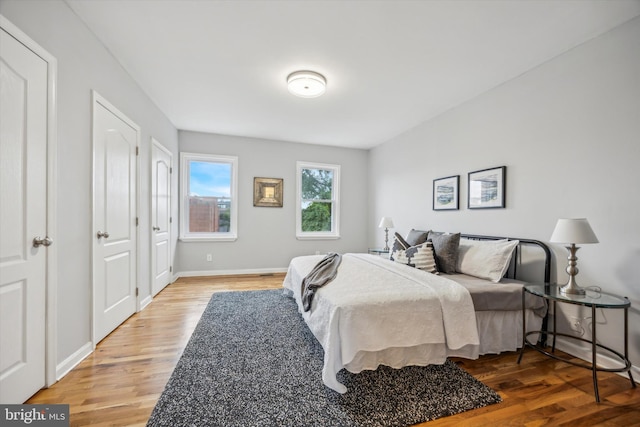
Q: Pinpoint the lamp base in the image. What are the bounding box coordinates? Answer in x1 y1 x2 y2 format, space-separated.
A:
559 244 585 295
383 228 390 251
559 282 586 295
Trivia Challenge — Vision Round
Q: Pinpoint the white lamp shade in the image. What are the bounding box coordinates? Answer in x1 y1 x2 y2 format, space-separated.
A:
378 217 394 228
549 218 599 244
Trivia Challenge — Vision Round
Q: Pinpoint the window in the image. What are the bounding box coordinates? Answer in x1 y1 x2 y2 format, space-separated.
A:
180 153 238 241
296 161 340 239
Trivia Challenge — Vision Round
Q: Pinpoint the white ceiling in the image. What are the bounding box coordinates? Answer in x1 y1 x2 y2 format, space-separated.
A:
66 0 640 149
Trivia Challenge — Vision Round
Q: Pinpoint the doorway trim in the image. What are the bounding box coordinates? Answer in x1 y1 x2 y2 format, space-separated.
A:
0 14 58 387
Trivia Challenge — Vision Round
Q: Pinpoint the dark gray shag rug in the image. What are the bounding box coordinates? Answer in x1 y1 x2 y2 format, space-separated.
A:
147 290 501 427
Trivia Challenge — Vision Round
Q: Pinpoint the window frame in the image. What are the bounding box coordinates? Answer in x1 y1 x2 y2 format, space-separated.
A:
296 161 340 240
179 152 238 242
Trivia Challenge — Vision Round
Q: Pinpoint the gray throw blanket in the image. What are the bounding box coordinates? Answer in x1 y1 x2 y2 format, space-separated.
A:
301 252 342 312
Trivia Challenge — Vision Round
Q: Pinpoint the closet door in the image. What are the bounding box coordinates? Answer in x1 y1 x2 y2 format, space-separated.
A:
0 25 48 403
151 138 172 296
92 92 139 344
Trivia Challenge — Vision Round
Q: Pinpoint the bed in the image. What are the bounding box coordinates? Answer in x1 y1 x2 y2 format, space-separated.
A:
282 233 550 393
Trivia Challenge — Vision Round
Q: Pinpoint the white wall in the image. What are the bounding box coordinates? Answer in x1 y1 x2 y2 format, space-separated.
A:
176 131 369 274
0 0 179 375
369 17 640 373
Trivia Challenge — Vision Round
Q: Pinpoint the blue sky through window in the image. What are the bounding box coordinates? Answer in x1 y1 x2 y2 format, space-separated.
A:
189 161 231 197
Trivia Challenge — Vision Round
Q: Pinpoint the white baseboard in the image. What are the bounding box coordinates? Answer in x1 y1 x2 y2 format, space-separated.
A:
56 341 92 381
139 294 153 311
554 337 639 384
176 267 288 278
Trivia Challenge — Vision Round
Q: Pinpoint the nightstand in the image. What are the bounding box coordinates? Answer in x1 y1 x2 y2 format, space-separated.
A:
518 283 635 402
368 248 389 257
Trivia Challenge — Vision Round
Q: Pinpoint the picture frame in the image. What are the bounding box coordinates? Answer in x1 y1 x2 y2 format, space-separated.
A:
468 166 506 209
433 175 460 211
253 177 283 207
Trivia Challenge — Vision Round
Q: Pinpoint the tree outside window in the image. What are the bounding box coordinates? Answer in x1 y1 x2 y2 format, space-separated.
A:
297 162 340 239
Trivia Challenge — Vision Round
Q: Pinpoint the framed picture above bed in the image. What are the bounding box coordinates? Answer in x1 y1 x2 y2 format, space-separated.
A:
433 175 460 211
468 166 506 209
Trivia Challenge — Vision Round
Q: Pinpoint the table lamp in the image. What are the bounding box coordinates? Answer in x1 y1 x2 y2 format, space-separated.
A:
378 217 394 251
549 218 599 295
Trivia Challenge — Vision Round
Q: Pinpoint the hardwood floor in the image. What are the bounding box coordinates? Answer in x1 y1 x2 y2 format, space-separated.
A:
27 274 639 426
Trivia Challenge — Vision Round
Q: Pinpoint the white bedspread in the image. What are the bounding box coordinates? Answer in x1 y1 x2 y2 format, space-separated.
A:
282 253 480 393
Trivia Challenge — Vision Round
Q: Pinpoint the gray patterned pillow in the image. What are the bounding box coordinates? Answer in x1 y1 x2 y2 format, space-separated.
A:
390 233 407 261
427 232 461 274
392 242 439 274
391 232 410 252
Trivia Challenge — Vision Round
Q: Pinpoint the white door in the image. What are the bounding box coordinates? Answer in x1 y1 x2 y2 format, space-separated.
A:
151 139 172 296
0 26 48 403
92 92 139 344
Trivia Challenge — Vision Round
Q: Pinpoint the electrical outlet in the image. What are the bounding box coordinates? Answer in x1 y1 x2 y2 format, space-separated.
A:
569 316 581 330
206 254 212 262
569 316 584 336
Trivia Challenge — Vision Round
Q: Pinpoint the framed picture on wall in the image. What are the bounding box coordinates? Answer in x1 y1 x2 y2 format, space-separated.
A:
253 177 283 207
433 175 460 211
468 166 506 209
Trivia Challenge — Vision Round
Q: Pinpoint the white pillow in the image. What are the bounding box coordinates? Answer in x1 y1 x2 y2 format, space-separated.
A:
456 239 519 282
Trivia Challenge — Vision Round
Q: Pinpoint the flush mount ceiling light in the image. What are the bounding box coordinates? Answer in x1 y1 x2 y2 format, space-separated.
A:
287 70 326 98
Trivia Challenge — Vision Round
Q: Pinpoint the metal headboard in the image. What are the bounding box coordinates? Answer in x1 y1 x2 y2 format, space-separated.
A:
460 234 551 283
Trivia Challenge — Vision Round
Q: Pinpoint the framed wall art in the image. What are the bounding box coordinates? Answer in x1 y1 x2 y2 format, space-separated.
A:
253 177 283 207
468 166 506 209
433 175 460 211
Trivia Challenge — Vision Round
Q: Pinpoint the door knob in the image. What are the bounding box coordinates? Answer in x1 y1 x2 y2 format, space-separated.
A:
33 236 53 248
153 226 160 231
97 231 110 239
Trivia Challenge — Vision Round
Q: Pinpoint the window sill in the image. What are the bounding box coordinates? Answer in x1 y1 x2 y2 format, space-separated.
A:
296 234 340 241
180 234 237 242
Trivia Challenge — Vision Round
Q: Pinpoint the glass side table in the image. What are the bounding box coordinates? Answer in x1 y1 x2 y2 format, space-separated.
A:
518 283 635 402
368 248 389 256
